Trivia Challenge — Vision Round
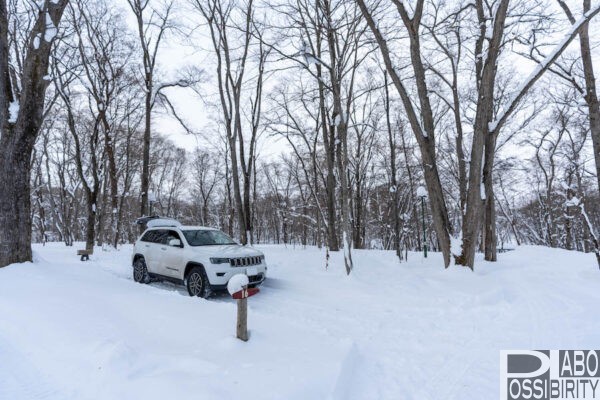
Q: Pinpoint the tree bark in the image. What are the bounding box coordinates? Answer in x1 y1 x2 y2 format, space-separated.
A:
457 0 509 268
324 0 353 273
0 0 68 268
483 134 497 261
318 65 339 252
0 145 33 266
384 72 402 261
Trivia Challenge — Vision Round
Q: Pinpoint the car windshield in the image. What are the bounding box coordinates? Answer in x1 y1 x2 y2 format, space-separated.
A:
182 229 237 246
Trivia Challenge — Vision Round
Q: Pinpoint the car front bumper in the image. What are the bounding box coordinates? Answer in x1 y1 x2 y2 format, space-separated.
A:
206 263 267 289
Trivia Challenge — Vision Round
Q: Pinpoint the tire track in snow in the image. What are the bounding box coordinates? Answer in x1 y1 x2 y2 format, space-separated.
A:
520 283 542 349
0 333 66 400
415 328 484 400
412 285 511 400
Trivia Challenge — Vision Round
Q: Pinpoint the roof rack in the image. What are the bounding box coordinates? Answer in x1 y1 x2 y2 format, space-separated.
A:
147 218 182 228
135 216 182 228
135 215 160 225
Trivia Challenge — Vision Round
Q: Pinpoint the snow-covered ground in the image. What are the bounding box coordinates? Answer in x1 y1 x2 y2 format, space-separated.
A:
1 243 599 399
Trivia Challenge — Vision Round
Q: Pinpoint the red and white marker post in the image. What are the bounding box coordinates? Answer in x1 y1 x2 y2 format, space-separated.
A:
227 274 260 341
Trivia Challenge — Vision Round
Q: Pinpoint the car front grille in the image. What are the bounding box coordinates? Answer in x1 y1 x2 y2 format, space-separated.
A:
230 256 262 267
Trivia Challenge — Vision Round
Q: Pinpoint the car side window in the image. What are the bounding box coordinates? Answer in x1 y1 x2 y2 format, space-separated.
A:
154 230 169 245
141 231 156 243
167 230 182 246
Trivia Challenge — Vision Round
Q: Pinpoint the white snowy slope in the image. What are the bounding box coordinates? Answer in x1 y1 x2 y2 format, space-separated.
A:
1 244 599 399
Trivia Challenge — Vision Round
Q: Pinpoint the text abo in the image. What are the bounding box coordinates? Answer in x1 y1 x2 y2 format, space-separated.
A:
501 350 600 400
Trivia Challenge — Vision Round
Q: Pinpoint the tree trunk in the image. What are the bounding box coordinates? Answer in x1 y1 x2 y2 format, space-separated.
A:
85 194 96 252
457 0 509 268
565 189 574 251
352 170 364 249
0 147 33 266
140 84 151 223
385 71 402 261
336 120 353 274
226 156 235 238
579 0 600 196
302 204 308 246
114 127 134 248
243 170 252 244
324 0 352 273
453 85 468 214
99 113 119 248
557 0 600 196
483 133 497 261
229 133 247 244
319 76 339 252
0 0 68 268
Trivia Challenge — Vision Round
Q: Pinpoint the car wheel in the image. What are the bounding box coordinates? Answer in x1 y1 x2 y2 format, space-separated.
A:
186 267 209 298
133 258 150 284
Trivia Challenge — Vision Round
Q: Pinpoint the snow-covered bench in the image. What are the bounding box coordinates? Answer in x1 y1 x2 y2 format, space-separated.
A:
77 249 93 261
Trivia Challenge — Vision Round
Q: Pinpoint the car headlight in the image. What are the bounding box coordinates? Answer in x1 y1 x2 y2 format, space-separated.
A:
210 257 230 264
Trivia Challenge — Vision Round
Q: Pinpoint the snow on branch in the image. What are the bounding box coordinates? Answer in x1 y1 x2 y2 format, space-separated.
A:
489 4 600 133
44 11 57 42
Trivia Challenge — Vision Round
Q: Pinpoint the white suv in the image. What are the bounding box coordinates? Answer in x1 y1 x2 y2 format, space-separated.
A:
132 222 267 298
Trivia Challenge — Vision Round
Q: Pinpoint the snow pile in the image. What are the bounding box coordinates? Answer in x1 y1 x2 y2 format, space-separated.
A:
227 273 249 295
1 243 599 399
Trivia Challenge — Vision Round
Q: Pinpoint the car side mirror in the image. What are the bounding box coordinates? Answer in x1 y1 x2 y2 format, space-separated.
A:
169 238 182 248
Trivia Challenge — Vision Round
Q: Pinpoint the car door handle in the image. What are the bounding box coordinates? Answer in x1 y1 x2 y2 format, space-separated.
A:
144 244 150 248
161 247 167 251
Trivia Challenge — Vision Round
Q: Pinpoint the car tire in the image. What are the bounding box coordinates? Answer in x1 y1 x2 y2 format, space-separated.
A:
133 258 150 284
186 267 210 298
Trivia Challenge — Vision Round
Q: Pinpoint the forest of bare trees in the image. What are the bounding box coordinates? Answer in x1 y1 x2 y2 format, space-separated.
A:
1 0 600 270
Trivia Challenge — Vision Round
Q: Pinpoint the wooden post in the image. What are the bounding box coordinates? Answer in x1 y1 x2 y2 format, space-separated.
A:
230 282 258 341
236 294 248 342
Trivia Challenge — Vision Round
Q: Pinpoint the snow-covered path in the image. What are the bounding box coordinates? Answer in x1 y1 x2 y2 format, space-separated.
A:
1 244 598 399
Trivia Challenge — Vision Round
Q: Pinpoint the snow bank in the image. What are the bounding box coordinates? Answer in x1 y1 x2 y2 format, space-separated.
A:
1 243 599 399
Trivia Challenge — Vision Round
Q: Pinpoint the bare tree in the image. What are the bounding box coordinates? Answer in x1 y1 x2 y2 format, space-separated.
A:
555 0 600 198
476 1 600 265
356 0 455 266
191 149 222 226
0 0 69 268
126 0 173 223
358 0 600 268
192 0 267 245
71 0 136 247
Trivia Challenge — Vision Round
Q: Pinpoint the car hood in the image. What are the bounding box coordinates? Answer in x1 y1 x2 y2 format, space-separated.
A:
188 244 263 258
